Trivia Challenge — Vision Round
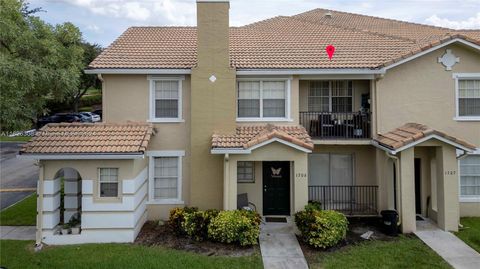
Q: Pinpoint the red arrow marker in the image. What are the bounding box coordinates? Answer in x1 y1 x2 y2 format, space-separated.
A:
326 45 335 60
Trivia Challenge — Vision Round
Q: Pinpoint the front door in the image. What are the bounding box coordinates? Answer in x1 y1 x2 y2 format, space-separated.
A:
414 158 422 215
263 161 290 215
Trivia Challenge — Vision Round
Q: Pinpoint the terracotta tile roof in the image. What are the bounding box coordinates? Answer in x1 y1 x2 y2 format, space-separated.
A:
20 122 154 155
374 123 476 151
292 8 480 43
88 9 479 70
212 124 313 151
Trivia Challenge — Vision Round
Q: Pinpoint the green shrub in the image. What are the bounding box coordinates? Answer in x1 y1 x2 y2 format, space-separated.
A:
80 94 102 107
183 209 219 241
295 209 348 249
305 200 322 211
208 210 260 246
169 207 198 235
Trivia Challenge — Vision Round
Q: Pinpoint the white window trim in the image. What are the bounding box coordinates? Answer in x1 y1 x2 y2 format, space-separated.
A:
98 168 119 198
458 152 480 202
453 73 480 121
147 150 185 204
148 76 185 123
236 77 292 122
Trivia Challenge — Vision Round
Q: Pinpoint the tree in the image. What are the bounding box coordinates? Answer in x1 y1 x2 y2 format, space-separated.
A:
0 0 84 132
69 42 102 112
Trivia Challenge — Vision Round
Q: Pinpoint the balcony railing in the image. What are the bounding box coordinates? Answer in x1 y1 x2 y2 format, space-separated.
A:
299 112 371 139
308 185 378 215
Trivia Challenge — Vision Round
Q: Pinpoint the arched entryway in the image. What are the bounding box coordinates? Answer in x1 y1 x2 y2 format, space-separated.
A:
53 167 82 234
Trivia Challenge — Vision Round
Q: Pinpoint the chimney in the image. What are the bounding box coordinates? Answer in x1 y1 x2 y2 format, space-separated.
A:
190 0 236 210
196 0 230 68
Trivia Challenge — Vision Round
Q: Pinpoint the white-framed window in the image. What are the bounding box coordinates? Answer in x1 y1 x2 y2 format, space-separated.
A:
453 73 480 121
99 168 119 197
147 151 185 204
237 161 255 183
148 76 184 122
308 81 353 113
459 155 480 202
237 78 291 121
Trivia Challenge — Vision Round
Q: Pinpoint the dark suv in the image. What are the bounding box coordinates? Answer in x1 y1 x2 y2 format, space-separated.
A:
37 114 81 128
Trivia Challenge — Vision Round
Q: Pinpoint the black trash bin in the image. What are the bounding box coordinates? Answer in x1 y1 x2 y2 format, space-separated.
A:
380 210 399 236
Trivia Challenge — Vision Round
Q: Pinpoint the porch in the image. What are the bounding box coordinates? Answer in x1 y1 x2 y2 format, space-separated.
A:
308 185 378 216
299 80 372 140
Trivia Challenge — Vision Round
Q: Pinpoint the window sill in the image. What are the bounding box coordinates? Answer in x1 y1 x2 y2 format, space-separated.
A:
146 199 184 205
459 196 480 203
453 117 480 122
236 118 293 122
148 118 185 123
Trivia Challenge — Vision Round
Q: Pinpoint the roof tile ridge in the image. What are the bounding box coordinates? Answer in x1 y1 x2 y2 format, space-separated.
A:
286 15 417 43
293 8 454 32
240 16 290 28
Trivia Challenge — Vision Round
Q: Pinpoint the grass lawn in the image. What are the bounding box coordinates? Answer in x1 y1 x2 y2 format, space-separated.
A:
0 193 37 226
0 136 32 142
305 235 451 269
455 217 480 253
0 240 263 269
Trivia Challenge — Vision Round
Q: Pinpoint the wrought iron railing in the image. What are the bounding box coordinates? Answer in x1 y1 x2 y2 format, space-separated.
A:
299 112 371 139
308 185 378 215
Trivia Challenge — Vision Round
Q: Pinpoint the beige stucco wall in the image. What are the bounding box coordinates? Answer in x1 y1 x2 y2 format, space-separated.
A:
227 142 309 215
460 202 480 217
376 44 480 146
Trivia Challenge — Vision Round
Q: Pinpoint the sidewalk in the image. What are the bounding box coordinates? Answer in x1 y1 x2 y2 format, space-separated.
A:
259 218 308 269
415 220 480 269
0 226 36 240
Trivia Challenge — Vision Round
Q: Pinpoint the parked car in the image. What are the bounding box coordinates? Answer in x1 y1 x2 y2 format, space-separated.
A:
92 109 102 120
72 113 91 123
80 112 101 122
37 114 81 128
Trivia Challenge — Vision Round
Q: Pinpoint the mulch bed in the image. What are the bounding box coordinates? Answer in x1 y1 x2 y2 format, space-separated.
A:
135 221 258 257
298 217 398 258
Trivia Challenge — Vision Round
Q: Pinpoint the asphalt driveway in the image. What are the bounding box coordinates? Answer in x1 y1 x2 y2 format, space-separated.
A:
0 142 38 209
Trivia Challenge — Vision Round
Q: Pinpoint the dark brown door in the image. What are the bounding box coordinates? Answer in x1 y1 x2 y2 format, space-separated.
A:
414 158 421 214
263 161 290 215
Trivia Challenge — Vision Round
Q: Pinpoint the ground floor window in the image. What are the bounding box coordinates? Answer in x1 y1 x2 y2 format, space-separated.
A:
308 153 354 186
237 161 255 183
99 168 119 197
148 151 184 204
460 155 480 201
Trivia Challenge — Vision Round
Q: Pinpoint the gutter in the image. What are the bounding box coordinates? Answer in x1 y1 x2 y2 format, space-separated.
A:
18 153 145 160
385 151 402 227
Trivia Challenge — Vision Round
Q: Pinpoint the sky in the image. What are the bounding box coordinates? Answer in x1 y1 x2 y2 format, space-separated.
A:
30 0 480 47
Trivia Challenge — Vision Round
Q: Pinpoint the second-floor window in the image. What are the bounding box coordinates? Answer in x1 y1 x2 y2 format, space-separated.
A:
458 79 480 118
308 81 353 113
237 80 289 120
149 76 183 122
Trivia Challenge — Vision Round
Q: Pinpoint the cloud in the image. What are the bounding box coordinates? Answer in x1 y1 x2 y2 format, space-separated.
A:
425 12 480 29
86 24 101 33
66 0 195 24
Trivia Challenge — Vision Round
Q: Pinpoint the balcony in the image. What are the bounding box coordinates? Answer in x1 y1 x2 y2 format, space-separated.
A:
299 111 371 140
308 185 378 216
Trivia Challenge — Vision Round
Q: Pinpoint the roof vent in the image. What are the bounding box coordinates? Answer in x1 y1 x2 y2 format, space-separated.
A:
324 12 332 18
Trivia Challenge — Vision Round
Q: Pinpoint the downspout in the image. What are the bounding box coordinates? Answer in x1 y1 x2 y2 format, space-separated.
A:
385 151 402 226
223 154 230 210
35 160 44 249
456 150 469 160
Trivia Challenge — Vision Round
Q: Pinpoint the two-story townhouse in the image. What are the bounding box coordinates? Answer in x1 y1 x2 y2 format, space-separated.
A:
19 0 479 245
